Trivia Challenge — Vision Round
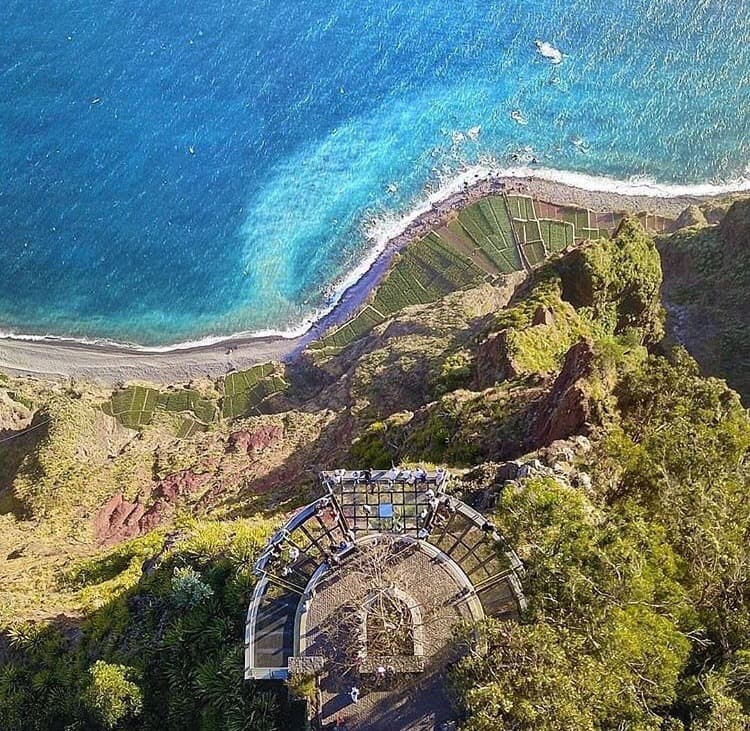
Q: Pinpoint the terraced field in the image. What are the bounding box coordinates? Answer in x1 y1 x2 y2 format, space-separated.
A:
221 362 289 419
312 193 608 355
101 363 289 429
316 231 489 351
101 385 217 430
539 219 575 254
448 196 522 272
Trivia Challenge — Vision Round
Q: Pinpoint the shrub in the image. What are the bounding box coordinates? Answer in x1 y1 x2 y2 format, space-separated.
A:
83 661 142 730
171 566 214 609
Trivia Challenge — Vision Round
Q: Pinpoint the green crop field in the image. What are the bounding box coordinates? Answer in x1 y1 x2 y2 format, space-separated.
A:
221 362 289 419
522 241 547 267
477 214 519 269
101 386 157 429
102 386 217 430
562 207 587 230
539 219 575 253
312 193 614 354
505 195 524 221
580 227 605 240
449 196 523 273
158 389 217 423
100 362 291 428
314 229 491 353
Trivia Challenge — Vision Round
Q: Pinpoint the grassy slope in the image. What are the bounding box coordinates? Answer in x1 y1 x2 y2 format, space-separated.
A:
1 205 750 730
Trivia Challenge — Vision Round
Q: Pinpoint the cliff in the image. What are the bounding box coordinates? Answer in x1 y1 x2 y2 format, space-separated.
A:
0 211 749 731
659 197 750 402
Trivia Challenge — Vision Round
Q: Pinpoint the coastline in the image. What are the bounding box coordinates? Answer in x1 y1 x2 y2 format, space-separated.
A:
0 168 742 385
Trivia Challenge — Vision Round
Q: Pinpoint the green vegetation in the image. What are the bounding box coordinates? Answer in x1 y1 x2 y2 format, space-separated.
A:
2 195 750 730
314 194 608 355
83 661 144 730
221 362 289 419
558 216 665 344
98 363 291 430
102 385 217 429
451 348 750 730
659 198 750 402
12 396 130 520
0 519 291 731
350 218 662 467
453 477 692 730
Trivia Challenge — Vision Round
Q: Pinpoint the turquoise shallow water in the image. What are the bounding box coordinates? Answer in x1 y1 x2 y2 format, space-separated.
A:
1 0 749 346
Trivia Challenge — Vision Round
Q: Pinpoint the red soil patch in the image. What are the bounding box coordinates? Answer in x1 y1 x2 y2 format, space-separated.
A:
227 424 283 454
94 468 210 546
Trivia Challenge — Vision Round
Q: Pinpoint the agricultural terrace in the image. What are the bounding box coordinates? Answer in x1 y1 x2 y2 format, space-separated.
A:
100 361 288 431
311 193 672 355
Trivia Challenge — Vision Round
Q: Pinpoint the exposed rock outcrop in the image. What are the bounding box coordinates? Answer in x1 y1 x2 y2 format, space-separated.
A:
675 205 708 230
94 468 210 545
718 198 750 258
531 305 555 326
93 493 146 546
228 424 283 455
474 330 521 388
528 339 596 449
0 391 33 433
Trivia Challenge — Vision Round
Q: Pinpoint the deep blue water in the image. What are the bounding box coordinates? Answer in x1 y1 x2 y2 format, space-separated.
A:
1 0 749 346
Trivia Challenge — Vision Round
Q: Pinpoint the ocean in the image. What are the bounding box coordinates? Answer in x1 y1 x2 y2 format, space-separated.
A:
1 0 749 347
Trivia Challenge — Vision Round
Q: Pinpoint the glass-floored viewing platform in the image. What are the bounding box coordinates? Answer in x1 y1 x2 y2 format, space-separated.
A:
245 468 527 680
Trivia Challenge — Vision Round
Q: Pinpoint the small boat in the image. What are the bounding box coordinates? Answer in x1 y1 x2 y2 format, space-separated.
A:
90 97 101 105
188 145 195 155
535 40 563 64
510 109 528 125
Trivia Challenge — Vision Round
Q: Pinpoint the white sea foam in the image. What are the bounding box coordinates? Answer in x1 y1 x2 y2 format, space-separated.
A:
495 165 750 198
0 322 315 352
3 164 750 353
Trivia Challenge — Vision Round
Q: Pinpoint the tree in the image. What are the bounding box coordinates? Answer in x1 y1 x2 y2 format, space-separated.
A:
452 477 691 730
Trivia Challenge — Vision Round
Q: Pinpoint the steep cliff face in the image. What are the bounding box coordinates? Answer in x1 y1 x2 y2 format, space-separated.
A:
347 219 660 469
557 217 665 344
528 338 597 449
0 217 670 620
3 205 750 731
659 197 750 402
10 397 132 520
718 198 750 257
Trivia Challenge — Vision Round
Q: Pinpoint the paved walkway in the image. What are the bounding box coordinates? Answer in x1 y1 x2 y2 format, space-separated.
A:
301 539 473 730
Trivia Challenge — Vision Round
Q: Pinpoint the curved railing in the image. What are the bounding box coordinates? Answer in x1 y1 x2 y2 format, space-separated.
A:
245 468 526 680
